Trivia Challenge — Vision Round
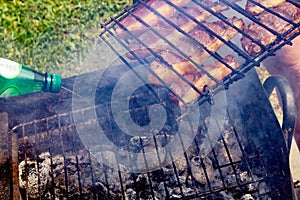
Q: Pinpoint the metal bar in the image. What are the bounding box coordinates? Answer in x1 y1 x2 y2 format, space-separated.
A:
21 125 29 200
0 112 11 199
168 149 185 198
99 0 147 34
102 105 114 198
138 137 156 198
227 111 257 183
219 134 241 187
11 131 20 200
193 132 213 193
45 118 56 200
152 134 170 198
57 116 70 199
202 118 227 189
69 120 84 199
33 122 42 200
87 150 98 200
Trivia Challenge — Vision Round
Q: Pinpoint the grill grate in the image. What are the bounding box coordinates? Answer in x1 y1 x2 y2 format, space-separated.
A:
99 0 300 107
0 0 299 199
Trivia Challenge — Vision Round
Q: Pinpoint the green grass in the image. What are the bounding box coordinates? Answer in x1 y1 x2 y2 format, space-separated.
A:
0 0 132 77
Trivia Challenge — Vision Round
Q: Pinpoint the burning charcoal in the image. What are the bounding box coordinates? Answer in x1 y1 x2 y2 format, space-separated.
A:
100 164 129 193
125 188 137 200
50 154 65 178
238 171 252 184
131 133 174 171
156 182 167 199
240 194 255 200
222 166 238 187
169 187 183 199
222 128 242 163
174 155 188 175
129 133 173 153
133 174 154 199
19 159 51 198
181 186 196 197
190 156 214 185
257 182 271 196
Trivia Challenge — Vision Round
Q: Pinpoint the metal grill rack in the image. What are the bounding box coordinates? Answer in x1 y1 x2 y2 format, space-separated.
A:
0 0 299 199
99 0 300 104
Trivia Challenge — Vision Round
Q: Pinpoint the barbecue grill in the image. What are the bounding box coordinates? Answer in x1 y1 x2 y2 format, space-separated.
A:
0 0 299 199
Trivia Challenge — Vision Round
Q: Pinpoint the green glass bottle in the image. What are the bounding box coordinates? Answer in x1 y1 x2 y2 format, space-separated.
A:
0 58 62 98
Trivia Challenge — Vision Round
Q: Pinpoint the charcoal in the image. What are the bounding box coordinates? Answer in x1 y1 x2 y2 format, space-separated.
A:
18 160 50 198
16 93 291 199
240 194 255 200
190 156 214 185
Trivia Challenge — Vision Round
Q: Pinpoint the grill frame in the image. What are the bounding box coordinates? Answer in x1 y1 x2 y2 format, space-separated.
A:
0 0 300 199
0 68 296 200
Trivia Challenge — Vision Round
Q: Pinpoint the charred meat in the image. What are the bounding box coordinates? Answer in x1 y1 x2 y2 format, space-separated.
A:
242 2 300 56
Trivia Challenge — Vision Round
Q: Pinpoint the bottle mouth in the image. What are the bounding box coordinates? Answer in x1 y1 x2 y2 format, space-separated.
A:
45 74 62 93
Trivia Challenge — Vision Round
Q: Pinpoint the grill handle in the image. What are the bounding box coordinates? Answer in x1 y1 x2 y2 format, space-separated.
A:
263 75 297 153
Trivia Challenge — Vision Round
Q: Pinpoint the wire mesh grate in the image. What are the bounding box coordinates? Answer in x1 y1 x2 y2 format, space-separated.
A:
2 0 298 199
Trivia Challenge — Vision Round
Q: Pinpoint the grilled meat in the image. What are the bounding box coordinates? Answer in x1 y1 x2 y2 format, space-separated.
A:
148 53 239 107
172 17 245 71
129 17 244 71
148 50 201 88
148 50 202 100
146 17 244 86
115 0 190 38
179 55 239 107
245 0 286 16
126 1 229 60
241 2 300 56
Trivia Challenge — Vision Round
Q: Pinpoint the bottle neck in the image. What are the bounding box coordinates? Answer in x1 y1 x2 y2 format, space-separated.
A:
43 73 51 92
43 73 61 93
